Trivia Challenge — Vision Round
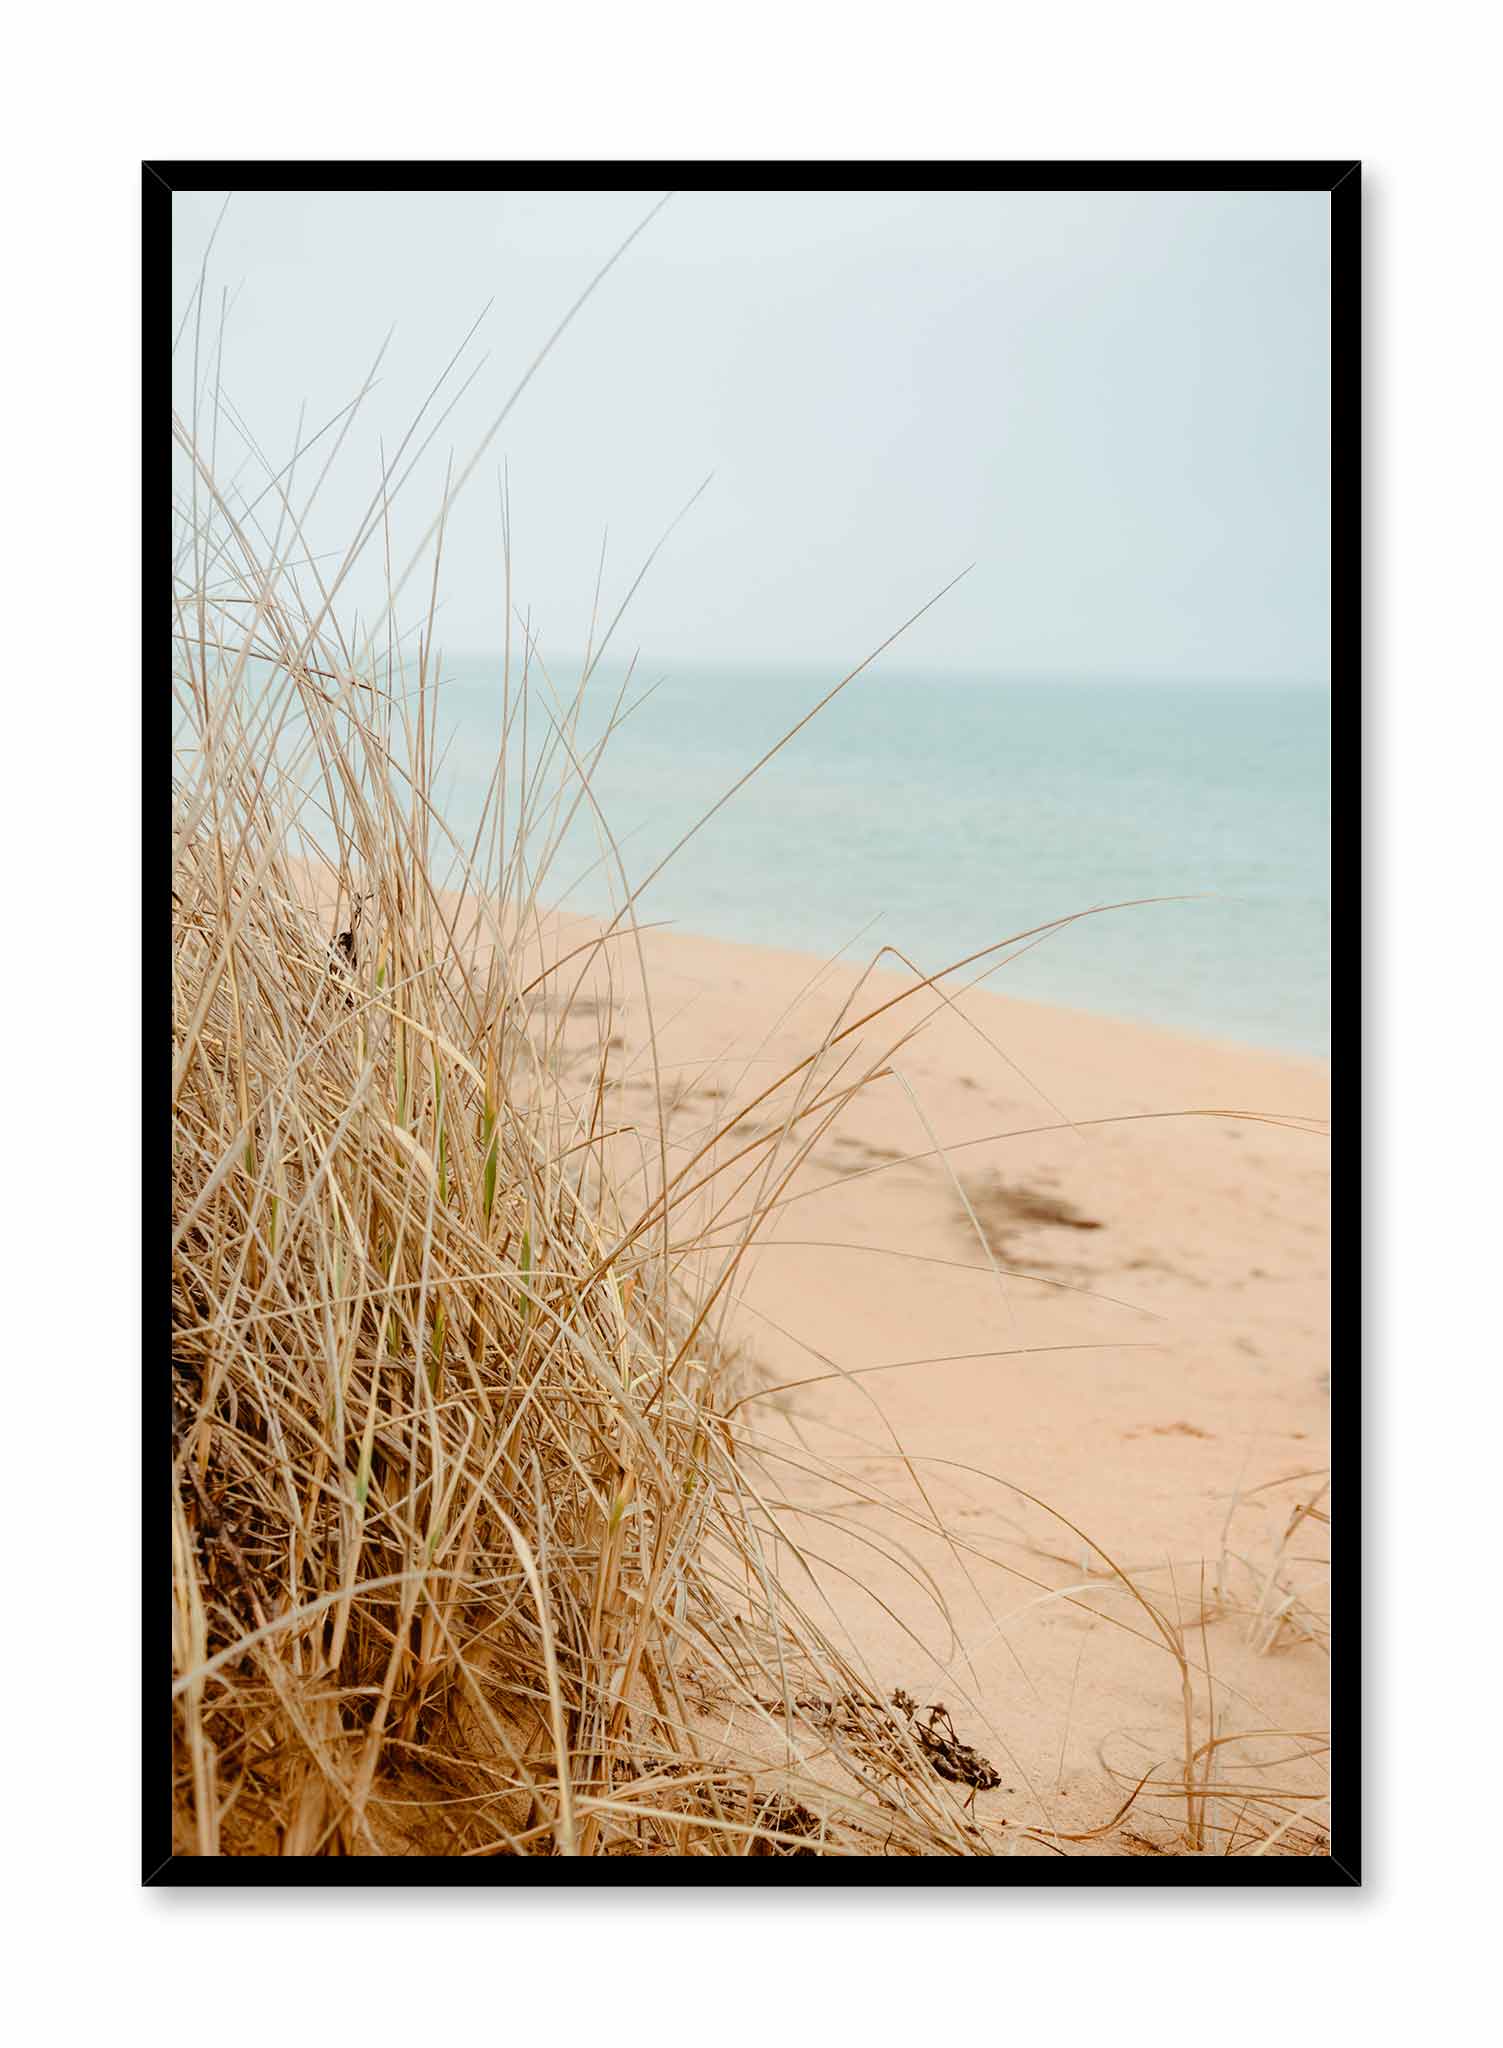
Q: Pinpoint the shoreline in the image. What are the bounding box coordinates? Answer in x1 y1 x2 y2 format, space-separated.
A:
619 914 1331 1076
544 892 1331 1066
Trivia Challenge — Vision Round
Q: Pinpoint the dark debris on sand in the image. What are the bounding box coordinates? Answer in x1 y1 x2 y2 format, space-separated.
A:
752 1685 1004 1800
890 1689 1003 1793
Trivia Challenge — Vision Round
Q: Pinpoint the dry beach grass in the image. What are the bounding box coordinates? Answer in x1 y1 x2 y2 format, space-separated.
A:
169 610 1048 1854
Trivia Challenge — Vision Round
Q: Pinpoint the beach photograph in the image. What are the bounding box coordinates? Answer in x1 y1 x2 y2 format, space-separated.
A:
166 174 1340 1870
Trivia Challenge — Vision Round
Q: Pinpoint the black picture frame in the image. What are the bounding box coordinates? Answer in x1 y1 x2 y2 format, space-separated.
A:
151 161 1356 1887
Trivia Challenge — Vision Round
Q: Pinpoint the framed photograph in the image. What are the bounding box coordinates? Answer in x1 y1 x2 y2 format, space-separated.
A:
158 164 1352 1880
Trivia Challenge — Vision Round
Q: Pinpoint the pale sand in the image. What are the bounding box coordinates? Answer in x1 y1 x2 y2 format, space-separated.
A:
554 914 1332 1853
300 865 1331 1851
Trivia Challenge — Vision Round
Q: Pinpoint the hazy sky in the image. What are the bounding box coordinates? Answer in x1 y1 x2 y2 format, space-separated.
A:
172 187 1330 682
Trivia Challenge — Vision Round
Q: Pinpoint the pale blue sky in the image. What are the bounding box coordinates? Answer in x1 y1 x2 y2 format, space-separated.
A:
172 187 1329 682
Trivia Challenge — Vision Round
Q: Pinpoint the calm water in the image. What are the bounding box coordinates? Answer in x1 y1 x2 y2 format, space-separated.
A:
419 659 1329 1056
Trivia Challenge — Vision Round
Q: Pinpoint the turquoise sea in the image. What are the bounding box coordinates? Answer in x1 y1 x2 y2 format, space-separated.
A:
419 660 1329 1057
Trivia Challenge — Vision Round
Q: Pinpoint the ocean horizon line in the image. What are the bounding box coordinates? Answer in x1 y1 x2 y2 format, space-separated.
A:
425 652 1332 693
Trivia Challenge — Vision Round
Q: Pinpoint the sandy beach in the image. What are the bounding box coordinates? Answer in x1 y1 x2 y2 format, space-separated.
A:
549 913 1333 1851
278 861 1332 1852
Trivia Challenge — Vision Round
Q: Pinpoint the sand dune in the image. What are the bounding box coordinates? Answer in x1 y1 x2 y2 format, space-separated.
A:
294 862 1331 1852
571 917 1332 1852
